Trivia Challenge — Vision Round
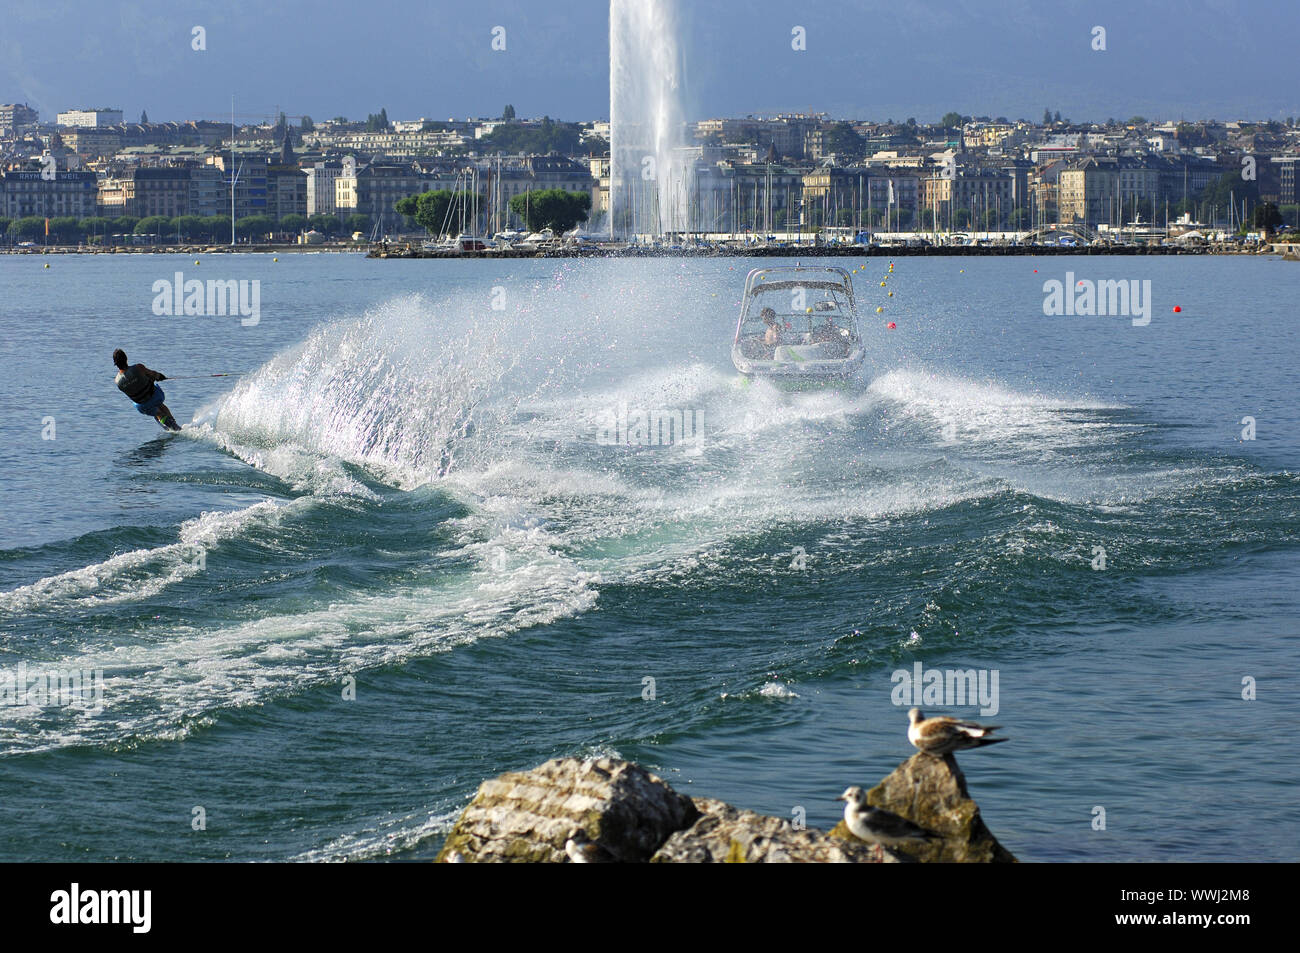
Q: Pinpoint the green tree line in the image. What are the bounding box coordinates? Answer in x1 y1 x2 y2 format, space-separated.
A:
395 187 591 235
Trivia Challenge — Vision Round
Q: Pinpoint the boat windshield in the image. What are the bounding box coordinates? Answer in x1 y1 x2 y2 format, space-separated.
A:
738 281 856 345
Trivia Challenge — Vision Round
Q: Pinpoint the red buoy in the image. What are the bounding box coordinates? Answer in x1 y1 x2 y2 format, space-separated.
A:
886 322 897 330
1173 306 1182 313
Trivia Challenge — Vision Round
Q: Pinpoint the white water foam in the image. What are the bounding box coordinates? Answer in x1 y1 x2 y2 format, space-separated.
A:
0 505 597 753
868 367 1127 449
0 500 289 616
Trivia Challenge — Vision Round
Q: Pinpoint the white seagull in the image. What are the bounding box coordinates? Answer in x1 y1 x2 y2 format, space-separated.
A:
837 786 941 848
907 707 1007 756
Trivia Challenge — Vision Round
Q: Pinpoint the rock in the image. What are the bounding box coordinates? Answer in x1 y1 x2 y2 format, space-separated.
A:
437 753 1016 863
652 798 903 863
835 752 1016 863
435 756 698 863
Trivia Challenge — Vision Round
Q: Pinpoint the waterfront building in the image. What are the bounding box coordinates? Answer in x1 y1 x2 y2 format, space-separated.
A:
1 168 98 218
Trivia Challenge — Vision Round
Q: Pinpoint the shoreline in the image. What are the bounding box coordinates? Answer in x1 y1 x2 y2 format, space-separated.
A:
0 243 1282 258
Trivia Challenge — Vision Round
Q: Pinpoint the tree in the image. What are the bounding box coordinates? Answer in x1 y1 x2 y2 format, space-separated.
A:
941 112 964 130
134 215 172 236
1007 207 1030 229
1043 108 1053 125
0 217 10 240
825 122 864 158
345 213 372 236
395 190 480 235
110 216 139 235
1254 202 1283 233
236 214 276 240
365 108 389 132
48 216 83 243
300 115 314 132
140 109 148 124
982 208 1001 230
308 213 341 235
508 189 591 233
502 104 516 120
79 217 107 242
8 216 46 241
953 208 972 229
1054 111 1062 123
280 213 308 233
477 120 583 155
171 215 207 239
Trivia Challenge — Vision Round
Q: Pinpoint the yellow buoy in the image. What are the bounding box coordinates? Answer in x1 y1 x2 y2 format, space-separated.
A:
44 263 50 268
195 260 200 264
888 291 894 297
876 306 884 313
273 257 278 262
880 281 886 287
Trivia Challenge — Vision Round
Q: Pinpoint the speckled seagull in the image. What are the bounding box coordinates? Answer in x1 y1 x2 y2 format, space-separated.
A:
837 786 941 848
907 707 1007 756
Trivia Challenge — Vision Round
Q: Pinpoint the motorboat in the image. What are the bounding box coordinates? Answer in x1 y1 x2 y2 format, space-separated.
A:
731 265 865 385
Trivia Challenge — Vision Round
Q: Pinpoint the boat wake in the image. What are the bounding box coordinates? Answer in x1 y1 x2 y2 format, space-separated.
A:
0 278 1262 759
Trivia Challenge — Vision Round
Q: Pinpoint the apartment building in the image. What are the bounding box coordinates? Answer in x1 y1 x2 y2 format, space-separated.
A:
0 103 39 134
56 108 124 128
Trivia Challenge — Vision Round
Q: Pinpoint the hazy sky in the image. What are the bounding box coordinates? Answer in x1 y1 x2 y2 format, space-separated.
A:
3 0 1297 126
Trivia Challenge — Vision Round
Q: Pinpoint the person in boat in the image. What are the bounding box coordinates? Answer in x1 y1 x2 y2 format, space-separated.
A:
761 307 785 348
113 348 180 431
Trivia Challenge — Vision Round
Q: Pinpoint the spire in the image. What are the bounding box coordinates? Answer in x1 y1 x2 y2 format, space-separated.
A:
280 124 294 165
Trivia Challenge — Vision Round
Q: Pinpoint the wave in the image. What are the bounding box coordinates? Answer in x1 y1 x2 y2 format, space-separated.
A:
0 500 289 616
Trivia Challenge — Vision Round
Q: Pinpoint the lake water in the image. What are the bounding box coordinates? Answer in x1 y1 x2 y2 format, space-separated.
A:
1 251 1296 861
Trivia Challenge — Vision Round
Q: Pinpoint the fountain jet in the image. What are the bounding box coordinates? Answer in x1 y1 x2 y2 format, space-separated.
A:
609 0 691 239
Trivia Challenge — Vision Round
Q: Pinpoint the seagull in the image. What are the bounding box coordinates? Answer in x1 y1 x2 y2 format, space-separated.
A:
907 707 1007 756
837 786 941 848
564 830 612 863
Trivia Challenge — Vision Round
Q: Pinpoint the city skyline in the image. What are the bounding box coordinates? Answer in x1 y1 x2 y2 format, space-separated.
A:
3 0 1299 127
